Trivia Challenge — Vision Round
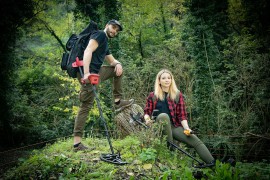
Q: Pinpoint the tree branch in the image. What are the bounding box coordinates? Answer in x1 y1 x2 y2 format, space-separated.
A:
39 19 67 53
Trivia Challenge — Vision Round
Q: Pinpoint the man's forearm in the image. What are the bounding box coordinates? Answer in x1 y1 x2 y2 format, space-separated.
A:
83 51 92 74
111 59 121 66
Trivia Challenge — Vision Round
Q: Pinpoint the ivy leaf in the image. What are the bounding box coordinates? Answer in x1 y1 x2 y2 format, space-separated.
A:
143 163 153 170
127 172 134 176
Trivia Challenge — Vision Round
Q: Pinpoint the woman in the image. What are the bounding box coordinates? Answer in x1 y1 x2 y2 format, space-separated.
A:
144 69 215 165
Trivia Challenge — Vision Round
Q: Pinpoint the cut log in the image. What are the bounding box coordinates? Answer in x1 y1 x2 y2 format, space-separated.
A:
114 104 144 137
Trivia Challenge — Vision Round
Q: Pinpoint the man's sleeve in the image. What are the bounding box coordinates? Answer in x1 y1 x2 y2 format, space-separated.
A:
106 49 111 55
90 31 106 46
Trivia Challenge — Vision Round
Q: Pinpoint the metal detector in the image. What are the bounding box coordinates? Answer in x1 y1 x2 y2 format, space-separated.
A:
130 112 214 169
74 59 127 165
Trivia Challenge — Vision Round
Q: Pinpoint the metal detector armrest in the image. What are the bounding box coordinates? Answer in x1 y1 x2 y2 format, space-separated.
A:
72 57 84 67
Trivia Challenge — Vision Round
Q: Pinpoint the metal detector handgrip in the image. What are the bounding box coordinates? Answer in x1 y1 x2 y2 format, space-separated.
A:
75 59 85 84
151 109 159 121
77 65 99 85
88 74 99 85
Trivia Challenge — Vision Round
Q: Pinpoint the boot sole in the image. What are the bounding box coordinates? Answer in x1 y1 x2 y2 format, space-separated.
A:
115 100 134 112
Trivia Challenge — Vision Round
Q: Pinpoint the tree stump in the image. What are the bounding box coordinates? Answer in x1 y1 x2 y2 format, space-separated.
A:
114 103 144 137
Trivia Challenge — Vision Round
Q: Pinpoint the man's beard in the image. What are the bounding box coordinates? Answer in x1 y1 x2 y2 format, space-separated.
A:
105 28 115 38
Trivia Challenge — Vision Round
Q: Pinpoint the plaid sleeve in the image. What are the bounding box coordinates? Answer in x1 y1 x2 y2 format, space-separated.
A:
144 92 154 116
176 92 187 121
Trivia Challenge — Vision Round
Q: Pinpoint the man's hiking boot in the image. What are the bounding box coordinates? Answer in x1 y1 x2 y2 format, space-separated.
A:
73 143 95 152
115 99 134 112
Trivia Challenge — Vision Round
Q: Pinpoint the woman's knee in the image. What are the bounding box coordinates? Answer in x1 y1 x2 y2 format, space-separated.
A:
156 113 170 123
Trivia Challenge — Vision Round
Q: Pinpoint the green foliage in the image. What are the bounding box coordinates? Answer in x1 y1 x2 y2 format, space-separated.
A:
139 148 157 162
4 136 270 179
220 33 270 134
177 1 270 160
9 62 75 143
7 0 81 144
237 160 270 180
202 160 239 180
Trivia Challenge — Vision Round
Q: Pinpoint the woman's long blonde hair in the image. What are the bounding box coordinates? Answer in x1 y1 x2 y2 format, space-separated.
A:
154 69 179 101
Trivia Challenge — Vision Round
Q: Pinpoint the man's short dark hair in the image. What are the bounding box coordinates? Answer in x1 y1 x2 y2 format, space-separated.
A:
107 19 123 31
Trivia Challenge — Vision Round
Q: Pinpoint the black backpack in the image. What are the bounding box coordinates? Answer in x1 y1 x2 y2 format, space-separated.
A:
61 20 98 78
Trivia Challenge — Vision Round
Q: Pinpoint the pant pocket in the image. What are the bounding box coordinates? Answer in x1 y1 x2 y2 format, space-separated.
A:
79 90 90 102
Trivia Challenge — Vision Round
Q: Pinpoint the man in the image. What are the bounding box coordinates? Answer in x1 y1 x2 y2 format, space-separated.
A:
73 19 134 151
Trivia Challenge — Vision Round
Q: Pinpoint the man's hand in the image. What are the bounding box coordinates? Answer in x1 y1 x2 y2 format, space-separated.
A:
83 73 91 83
114 63 123 76
105 55 123 76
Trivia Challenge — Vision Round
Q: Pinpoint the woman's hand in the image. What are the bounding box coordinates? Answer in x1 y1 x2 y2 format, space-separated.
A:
184 129 193 136
181 120 193 136
144 115 154 126
145 119 154 126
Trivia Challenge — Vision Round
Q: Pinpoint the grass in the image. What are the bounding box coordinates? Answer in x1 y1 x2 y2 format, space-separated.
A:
3 135 270 180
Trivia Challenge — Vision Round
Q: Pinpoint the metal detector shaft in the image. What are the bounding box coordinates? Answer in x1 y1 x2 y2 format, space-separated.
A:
92 85 115 154
79 66 84 78
167 141 203 165
78 66 114 154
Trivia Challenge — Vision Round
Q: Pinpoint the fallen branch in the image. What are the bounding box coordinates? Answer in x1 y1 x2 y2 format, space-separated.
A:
245 132 270 140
